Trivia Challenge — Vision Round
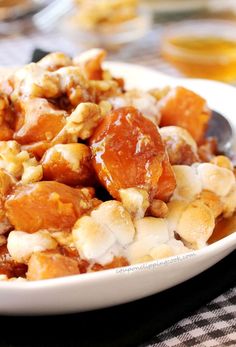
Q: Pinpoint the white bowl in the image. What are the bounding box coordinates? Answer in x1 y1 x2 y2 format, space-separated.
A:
0 62 235 315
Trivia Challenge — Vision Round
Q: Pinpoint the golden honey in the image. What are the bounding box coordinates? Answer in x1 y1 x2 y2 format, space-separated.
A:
162 33 236 82
208 214 236 244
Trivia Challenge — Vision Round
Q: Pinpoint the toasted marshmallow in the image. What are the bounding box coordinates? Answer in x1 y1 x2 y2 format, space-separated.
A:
73 201 135 265
73 215 115 260
127 217 170 264
160 126 197 152
197 163 235 197
166 200 188 234
167 238 190 255
109 90 161 124
196 190 223 218
149 244 174 260
119 188 150 219
91 201 135 246
172 165 202 201
7 230 57 264
134 217 169 243
127 216 189 264
176 200 215 249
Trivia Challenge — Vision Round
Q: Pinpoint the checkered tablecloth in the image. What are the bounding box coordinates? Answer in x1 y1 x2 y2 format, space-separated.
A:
0 29 235 347
146 288 236 347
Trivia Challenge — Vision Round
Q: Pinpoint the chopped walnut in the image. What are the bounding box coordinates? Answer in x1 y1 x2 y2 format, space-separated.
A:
54 102 102 142
56 66 90 106
0 169 14 196
0 140 42 183
148 199 168 218
12 63 60 99
21 158 43 184
38 52 72 71
89 79 121 102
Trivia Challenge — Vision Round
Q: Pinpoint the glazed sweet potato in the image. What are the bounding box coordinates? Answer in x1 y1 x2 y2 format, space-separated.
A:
41 143 94 186
90 106 175 200
14 98 66 145
27 251 80 280
155 155 176 202
5 181 93 233
159 87 211 143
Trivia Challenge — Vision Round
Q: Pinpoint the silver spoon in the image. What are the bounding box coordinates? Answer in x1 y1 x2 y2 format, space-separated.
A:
206 110 236 164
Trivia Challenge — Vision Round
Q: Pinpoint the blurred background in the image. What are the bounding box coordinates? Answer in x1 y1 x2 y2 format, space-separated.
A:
0 0 236 82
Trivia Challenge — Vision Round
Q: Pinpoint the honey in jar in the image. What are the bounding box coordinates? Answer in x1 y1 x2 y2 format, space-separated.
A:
161 20 236 82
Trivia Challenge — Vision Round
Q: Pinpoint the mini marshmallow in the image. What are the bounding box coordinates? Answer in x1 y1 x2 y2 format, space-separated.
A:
134 217 169 243
119 188 150 219
159 126 198 152
197 163 235 197
172 165 202 201
91 201 135 246
176 200 215 249
72 215 115 260
109 90 161 124
127 217 176 264
166 200 189 235
73 201 135 264
7 230 57 264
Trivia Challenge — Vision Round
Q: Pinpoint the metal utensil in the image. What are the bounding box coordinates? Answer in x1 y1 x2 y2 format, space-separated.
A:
206 110 235 163
32 0 73 32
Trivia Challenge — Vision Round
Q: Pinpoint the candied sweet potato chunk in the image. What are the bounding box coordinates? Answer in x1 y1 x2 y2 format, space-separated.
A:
14 98 67 145
155 155 176 202
90 106 169 200
5 181 93 233
42 143 94 186
159 87 211 143
0 122 14 141
91 257 129 272
27 251 80 280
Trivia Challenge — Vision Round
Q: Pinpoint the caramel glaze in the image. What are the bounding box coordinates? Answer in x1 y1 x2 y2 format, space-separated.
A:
208 214 236 244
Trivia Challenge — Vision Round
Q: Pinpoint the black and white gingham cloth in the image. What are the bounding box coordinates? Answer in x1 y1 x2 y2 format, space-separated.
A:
0 30 235 347
145 288 236 347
